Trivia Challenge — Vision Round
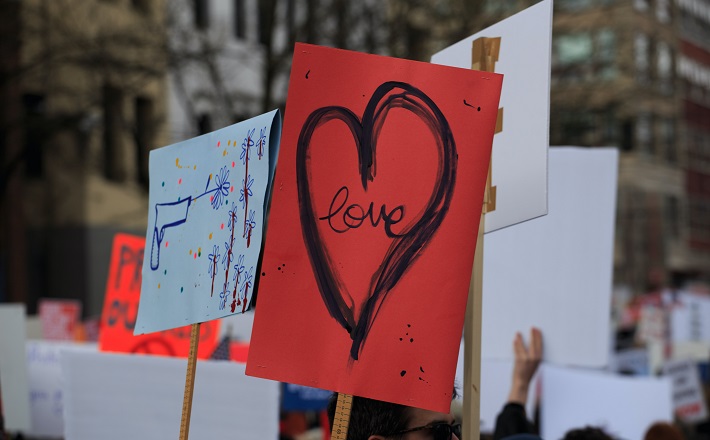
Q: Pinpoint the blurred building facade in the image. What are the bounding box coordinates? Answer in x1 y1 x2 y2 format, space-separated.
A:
3 0 708 315
1 0 168 316
166 0 265 144
0 0 389 316
477 0 710 293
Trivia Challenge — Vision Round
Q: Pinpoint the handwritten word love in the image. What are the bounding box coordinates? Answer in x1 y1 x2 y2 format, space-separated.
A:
318 186 406 237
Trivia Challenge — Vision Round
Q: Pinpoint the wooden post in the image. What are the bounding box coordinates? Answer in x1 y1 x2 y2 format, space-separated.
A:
462 36 502 440
179 323 201 440
463 209 486 440
330 392 353 440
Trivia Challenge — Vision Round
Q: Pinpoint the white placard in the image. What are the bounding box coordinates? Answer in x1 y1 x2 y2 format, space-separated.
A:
542 365 673 440
637 305 668 344
671 291 710 343
431 0 552 232
454 341 539 433
26 341 96 438
0 304 31 432
673 341 710 362
662 358 709 423
609 348 650 376
482 147 618 367
61 351 279 439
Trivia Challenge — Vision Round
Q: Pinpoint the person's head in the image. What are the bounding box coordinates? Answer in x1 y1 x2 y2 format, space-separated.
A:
562 426 614 440
643 422 684 440
326 392 460 440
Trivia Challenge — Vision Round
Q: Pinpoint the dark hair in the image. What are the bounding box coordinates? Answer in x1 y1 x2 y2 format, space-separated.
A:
562 426 614 440
326 387 459 440
327 394 410 440
643 422 684 440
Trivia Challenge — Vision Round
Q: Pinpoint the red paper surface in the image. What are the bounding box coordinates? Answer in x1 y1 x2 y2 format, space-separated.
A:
230 341 250 363
246 43 502 412
39 298 81 341
98 233 219 358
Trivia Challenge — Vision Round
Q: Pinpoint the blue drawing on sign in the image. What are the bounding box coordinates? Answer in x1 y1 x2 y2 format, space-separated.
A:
149 165 232 271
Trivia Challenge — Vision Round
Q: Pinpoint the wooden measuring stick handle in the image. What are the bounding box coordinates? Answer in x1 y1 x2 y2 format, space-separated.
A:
330 393 354 440
179 323 201 440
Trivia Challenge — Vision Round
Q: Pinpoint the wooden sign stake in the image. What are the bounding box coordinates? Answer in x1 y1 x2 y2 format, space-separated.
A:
179 322 201 440
462 36 501 440
330 392 353 440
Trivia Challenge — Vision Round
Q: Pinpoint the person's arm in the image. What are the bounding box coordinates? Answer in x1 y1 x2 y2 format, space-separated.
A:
508 327 542 404
493 328 543 440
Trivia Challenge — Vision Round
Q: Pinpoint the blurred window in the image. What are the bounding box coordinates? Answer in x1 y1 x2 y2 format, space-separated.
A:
557 0 593 11
131 0 151 15
656 41 673 93
635 112 652 154
103 85 126 182
656 0 671 22
197 113 212 135
195 0 209 29
635 33 650 83
552 31 616 82
556 33 593 65
660 117 677 163
234 0 246 39
22 94 46 178
134 97 154 187
665 195 679 239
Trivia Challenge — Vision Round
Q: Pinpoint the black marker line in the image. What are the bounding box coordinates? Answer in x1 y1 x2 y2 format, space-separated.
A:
296 81 458 361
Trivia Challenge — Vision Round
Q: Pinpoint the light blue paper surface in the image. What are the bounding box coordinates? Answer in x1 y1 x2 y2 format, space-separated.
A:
135 110 281 334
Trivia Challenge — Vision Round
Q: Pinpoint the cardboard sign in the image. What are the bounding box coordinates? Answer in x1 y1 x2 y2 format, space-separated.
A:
431 0 552 232
61 351 279 439
671 291 710 342
26 341 66 437
135 110 281 334
609 348 651 376
39 298 81 341
0 304 32 432
25 341 96 438
482 148 618 367
282 383 333 412
662 359 709 423
246 43 502 412
99 233 220 358
542 365 673 440
637 305 668 345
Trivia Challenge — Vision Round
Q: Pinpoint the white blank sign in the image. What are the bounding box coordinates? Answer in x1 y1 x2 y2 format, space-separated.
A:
482 147 618 367
62 351 279 440
431 0 552 232
0 304 31 432
542 365 672 440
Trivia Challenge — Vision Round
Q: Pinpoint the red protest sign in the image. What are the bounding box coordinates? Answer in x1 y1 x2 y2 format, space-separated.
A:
99 233 219 358
246 44 502 412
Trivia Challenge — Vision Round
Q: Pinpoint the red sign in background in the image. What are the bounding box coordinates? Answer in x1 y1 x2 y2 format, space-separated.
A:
98 233 219 358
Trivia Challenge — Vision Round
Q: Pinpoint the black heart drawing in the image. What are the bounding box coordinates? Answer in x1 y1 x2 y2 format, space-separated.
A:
296 81 458 361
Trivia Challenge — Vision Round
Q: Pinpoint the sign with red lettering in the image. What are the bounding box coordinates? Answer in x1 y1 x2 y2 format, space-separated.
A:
663 359 709 423
246 44 502 412
99 234 219 358
39 299 81 341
